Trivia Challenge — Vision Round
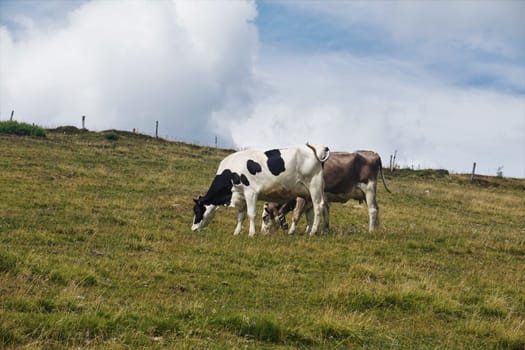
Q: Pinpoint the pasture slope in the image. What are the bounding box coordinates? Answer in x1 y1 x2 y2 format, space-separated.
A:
1 129 524 349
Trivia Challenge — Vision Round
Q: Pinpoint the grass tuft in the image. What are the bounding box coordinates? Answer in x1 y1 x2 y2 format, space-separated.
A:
0 251 17 273
318 322 367 343
211 313 282 343
0 120 46 137
0 326 20 346
103 132 119 141
37 298 56 313
78 274 98 287
324 290 434 313
497 337 525 350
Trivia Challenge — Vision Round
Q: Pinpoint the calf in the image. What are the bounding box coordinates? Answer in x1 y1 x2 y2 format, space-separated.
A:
192 143 330 236
261 151 390 233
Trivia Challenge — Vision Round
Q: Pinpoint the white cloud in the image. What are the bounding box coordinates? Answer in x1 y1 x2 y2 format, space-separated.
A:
291 0 524 56
230 52 525 177
228 0 524 177
281 1 525 95
0 0 257 144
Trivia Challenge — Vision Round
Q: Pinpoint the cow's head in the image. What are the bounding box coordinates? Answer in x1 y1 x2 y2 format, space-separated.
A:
192 196 217 231
261 202 289 234
261 203 277 234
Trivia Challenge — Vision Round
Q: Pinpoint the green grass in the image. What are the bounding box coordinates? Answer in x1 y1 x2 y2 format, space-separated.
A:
1 130 524 349
0 120 46 137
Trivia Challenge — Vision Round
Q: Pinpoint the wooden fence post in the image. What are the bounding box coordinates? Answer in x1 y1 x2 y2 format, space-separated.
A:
82 115 85 129
155 121 159 138
393 150 397 171
390 150 397 172
10 110 14 121
471 162 477 182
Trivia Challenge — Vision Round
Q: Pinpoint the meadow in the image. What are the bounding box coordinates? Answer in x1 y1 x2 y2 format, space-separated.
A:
1 129 524 349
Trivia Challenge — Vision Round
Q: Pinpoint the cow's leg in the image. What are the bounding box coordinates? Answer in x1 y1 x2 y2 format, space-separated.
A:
308 176 326 236
288 214 298 235
233 200 247 235
245 191 258 237
301 200 314 234
304 206 313 234
322 201 331 233
234 209 246 235
364 181 379 232
230 191 246 235
289 198 306 235
309 201 321 236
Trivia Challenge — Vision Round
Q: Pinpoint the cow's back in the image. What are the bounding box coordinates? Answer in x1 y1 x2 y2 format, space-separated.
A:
324 151 381 201
217 145 323 202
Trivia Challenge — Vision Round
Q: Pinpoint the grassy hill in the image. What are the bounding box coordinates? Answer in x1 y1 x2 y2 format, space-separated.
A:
1 130 524 349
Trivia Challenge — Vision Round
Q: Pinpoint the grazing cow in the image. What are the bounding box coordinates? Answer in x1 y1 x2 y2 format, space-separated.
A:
192 143 330 236
261 151 390 234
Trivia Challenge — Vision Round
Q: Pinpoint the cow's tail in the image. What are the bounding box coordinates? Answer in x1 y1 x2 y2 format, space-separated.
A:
306 142 330 163
379 157 392 193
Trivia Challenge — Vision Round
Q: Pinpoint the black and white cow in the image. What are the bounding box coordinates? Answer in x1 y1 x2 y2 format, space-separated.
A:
192 143 330 236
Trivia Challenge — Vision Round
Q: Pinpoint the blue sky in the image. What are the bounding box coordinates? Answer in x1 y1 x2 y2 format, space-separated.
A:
256 2 392 55
255 1 524 93
1 0 524 177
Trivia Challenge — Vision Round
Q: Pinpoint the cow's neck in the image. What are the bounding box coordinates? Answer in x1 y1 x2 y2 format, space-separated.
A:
203 169 233 206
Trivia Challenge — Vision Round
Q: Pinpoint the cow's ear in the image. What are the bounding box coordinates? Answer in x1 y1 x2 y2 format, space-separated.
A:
193 197 201 204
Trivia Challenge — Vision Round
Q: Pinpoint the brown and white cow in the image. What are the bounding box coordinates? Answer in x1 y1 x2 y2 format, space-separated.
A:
261 150 390 234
